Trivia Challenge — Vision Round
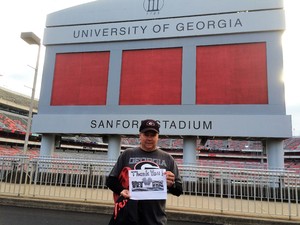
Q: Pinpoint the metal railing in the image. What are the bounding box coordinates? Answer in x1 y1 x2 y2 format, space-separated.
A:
0 156 299 221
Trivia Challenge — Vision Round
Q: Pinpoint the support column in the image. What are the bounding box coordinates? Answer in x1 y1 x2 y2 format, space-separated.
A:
183 136 197 164
40 134 55 156
107 135 121 161
266 139 284 170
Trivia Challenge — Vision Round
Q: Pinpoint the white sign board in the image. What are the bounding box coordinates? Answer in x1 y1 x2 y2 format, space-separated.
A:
129 169 167 200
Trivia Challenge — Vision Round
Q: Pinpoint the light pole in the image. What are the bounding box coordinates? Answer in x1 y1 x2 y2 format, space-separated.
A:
21 32 41 154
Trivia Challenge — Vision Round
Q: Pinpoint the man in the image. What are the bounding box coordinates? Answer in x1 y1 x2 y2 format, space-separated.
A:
106 119 183 225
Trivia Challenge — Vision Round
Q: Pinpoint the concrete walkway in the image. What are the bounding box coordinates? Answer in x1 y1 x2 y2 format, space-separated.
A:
0 181 299 225
0 195 299 225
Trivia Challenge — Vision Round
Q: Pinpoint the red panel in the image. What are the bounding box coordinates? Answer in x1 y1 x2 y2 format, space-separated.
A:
51 52 110 105
196 43 268 104
119 48 182 105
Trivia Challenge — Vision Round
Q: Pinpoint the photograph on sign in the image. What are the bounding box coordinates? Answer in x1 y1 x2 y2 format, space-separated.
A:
129 169 167 200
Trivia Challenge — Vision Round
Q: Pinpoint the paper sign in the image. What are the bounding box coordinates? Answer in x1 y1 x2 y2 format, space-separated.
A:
129 169 167 200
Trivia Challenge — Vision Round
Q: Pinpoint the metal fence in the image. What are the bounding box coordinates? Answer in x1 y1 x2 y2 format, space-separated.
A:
0 155 299 221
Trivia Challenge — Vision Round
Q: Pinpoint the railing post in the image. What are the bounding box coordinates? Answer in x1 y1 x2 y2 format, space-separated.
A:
287 172 291 220
220 168 223 213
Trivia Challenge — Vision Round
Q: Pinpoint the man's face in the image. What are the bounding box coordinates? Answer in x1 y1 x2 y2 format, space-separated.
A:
139 131 159 151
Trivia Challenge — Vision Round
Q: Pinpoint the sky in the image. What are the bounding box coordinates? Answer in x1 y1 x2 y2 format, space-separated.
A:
0 0 299 136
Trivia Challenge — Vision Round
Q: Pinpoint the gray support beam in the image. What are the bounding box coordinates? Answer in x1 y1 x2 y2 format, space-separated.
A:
266 139 284 170
183 136 197 164
40 134 56 156
107 135 121 160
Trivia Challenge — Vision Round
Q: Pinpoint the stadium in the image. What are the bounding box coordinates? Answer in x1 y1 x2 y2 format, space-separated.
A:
1 86 300 169
1 0 300 224
1 86 300 223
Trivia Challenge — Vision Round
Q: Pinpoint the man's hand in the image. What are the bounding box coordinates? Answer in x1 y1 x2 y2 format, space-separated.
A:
120 189 130 198
165 171 175 188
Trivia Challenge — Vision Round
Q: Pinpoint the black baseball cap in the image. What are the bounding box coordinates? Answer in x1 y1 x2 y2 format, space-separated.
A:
139 119 160 133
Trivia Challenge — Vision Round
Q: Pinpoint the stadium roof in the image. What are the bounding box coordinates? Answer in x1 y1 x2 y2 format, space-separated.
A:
0 87 38 113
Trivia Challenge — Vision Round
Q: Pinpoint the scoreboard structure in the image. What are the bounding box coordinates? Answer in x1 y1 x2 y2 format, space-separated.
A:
33 0 292 168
